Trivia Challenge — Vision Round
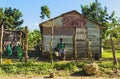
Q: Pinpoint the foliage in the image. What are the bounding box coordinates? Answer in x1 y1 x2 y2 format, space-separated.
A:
81 2 118 39
98 61 113 68
81 2 109 25
0 62 78 75
40 5 50 19
28 29 42 49
64 62 77 71
0 7 23 29
0 62 53 75
54 62 78 71
103 35 120 50
102 38 111 49
16 26 25 31
0 59 119 77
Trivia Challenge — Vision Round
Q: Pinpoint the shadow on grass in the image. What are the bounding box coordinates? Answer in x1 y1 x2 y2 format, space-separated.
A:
70 70 88 77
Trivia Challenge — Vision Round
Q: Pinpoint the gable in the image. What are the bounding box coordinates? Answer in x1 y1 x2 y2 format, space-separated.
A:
40 10 87 28
62 11 87 27
40 10 106 29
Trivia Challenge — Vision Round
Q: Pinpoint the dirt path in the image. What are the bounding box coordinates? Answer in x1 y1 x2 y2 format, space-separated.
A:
0 75 119 79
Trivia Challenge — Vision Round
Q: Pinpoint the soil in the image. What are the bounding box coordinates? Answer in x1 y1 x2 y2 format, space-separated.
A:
0 75 119 79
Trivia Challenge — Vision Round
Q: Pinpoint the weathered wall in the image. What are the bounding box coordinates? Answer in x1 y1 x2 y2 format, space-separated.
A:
42 35 73 53
86 20 101 55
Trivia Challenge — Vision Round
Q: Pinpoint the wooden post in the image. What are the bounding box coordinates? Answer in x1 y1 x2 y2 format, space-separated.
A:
49 20 54 65
74 27 78 63
110 35 118 66
0 25 3 64
81 23 93 63
25 26 28 62
19 32 22 45
86 39 93 63
22 40 25 51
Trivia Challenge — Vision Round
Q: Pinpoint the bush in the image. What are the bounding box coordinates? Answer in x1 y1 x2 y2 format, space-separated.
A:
0 62 53 75
98 62 114 68
54 62 78 71
54 63 66 70
64 62 77 70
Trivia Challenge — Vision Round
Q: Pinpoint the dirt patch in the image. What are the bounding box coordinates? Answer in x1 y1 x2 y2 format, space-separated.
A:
0 75 119 79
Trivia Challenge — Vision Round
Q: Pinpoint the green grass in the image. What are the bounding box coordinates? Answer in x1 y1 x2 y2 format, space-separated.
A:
0 49 120 77
102 49 120 58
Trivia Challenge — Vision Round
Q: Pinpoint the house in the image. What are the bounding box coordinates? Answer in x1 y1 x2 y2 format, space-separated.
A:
39 10 106 58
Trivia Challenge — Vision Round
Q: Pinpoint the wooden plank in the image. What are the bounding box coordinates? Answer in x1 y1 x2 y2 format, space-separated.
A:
91 47 100 53
0 26 3 63
88 28 100 34
76 28 86 33
90 41 100 46
25 26 28 62
77 48 87 53
88 34 100 39
76 34 85 40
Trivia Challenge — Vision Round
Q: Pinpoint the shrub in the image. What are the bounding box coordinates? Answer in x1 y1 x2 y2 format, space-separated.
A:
0 62 53 75
54 62 78 71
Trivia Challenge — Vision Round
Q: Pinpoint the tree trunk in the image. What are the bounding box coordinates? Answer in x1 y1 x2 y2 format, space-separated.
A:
0 26 3 64
110 35 118 66
25 26 28 62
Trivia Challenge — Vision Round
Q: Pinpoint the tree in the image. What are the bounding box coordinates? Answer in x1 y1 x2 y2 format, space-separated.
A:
81 2 116 39
81 2 120 65
0 7 23 29
28 30 42 49
40 5 50 20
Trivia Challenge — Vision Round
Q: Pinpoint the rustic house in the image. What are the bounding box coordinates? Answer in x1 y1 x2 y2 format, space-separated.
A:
39 10 106 58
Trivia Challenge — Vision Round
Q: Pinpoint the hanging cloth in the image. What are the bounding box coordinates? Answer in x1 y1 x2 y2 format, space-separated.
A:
6 44 12 57
17 44 23 61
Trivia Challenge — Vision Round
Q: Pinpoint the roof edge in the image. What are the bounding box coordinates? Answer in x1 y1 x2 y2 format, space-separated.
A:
39 10 107 29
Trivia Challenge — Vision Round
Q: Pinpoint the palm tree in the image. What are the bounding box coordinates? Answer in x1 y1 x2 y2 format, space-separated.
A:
40 5 53 65
40 5 50 20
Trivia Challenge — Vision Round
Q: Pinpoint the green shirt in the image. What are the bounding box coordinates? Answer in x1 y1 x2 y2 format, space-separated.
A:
58 43 65 50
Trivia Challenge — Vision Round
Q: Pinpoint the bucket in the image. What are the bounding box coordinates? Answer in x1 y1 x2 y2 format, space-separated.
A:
5 59 11 64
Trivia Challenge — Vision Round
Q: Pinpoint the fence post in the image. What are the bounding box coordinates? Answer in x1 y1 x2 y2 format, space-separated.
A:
74 27 78 63
0 25 3 64
19 31 22 45
25 26 28 62
110 35 118 66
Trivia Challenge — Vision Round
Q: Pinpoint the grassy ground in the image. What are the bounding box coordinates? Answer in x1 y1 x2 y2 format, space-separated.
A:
0 49 120 79
102 49 120 58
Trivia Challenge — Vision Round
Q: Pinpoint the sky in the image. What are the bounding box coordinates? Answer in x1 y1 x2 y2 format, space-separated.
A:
0 0 120 31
